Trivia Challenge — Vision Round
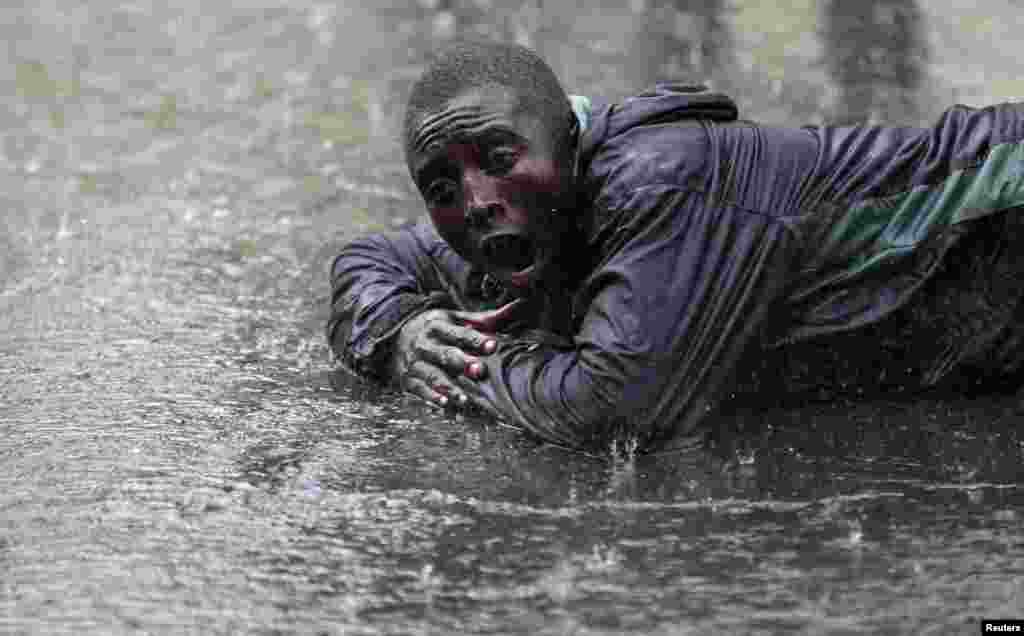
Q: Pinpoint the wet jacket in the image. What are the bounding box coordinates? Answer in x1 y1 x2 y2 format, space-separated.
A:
328 86 1024 449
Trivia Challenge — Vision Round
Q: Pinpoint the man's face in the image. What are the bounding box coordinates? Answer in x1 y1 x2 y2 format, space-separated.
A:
408 85 574 291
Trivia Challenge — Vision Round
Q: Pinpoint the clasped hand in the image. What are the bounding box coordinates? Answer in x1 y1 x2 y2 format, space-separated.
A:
390 299 525 413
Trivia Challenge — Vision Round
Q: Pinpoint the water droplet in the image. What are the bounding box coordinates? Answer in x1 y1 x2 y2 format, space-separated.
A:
301 479 321 498
220 263 245 279
847 521 863 545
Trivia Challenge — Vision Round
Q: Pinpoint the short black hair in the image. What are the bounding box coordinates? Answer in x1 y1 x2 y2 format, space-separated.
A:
403 40 574 165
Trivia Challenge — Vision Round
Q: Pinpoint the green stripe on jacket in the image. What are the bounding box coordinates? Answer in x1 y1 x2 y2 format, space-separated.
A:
822 140 1024 282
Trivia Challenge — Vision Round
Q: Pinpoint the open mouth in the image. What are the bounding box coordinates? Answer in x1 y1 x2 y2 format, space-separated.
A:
481 232 536 273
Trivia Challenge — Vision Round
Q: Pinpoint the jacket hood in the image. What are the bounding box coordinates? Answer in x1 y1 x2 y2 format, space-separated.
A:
573 83 739 170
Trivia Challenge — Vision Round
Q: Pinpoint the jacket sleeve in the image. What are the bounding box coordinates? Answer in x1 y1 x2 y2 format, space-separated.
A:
327 219 469 380
474 186 799 449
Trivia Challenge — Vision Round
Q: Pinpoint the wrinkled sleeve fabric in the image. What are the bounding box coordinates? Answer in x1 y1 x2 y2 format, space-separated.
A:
476 187 798 449
783 102 1024 342
327 220 466 380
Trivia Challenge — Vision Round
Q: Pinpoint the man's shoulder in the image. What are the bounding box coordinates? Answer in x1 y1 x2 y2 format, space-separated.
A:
581 116 711 208
577 84 742 206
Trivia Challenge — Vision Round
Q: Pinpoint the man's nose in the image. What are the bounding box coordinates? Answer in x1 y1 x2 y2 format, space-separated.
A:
463 169 502 229
466 203 501 230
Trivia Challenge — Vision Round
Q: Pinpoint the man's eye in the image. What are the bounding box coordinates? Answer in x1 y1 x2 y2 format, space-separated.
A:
486 148 519 174
425 179 457 206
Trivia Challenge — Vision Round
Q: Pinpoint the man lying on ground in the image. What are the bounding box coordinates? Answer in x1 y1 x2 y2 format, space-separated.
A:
327 40 1024 451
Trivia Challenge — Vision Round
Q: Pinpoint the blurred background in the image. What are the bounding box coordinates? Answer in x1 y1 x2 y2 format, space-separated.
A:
326 0 1015 133
315 0 1014 134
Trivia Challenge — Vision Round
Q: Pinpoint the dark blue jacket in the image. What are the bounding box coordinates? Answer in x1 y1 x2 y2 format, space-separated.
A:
328 85 1024 449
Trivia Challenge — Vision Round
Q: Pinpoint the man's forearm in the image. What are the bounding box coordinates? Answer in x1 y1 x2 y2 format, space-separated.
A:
326 223 459 380
327 288 453 380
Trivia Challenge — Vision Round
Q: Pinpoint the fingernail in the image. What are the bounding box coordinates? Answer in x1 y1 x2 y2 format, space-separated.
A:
483 340 497 354
469 361 483 377
439 395 448 406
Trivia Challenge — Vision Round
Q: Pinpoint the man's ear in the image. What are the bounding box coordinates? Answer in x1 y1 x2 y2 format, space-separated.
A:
565 111 578 146
555 111 579 169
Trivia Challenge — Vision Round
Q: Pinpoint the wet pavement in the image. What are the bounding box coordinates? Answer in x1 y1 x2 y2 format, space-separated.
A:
1 2 1022 634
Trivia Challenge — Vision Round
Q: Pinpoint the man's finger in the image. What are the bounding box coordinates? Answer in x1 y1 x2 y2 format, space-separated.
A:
453 374 501 418
417 342 488 380
452 298 527 334
404 376 450 407
432 321 498 356
407 359 472 406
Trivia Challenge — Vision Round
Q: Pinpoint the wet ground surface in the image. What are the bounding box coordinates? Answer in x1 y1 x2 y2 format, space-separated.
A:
1 2 1022 634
